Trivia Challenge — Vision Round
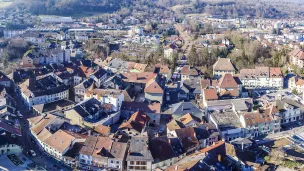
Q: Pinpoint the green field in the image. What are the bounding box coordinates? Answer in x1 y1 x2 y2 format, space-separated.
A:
0 1 13 8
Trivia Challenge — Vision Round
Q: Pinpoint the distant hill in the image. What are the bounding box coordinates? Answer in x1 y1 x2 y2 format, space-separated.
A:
10 0 304 18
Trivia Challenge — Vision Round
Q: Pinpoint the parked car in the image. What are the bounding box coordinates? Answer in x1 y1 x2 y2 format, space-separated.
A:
29 150 36 157
11 134 16 138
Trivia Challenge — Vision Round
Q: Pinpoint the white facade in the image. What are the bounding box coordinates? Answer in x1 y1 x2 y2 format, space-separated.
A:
241 77 283 89
84 91 124 112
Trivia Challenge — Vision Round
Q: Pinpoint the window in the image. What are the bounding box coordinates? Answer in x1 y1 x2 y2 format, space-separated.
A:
135 166 140 170
111 160 113 163
140 161 146 165
130 161 134 165
136 161 141 165
129 166 134 169
116 161 119 164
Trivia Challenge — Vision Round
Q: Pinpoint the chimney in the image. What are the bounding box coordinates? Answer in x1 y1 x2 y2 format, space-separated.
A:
175 165 178 170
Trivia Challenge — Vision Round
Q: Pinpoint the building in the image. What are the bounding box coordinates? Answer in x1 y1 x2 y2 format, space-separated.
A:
164 44 177 61
149 136 178 170
289 49 304 68
43 130 86 162
74 79 95 103
180 65 199 81
144 79 164 105
85 89 124 112
118 111 150 137
108 142 128 170
126 137 153 171
19 74 69 109
240 105 281 138
240 67 283 89
213 58 236 77
78 136 114 168
273 98 304 125
217 73 243 98
65 98 120 128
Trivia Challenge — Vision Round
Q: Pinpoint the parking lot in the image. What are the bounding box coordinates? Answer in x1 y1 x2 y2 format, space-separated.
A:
0 154 38 171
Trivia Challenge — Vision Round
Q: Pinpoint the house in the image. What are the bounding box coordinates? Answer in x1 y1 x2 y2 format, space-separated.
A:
164 44 177 61
126 137 153 171
120 101 162 125
206 98 253 141
154 64 171 78
85 88 124 112
19 74 69 109
213 58 236 77
149 136 178 170
217 73 242 98
108 142 128 170
166 120 185 136
32 99 75 115
74 78 95 103
144 79 164 104
169 102 203 119
118 111 150 137
78 136 113 168
0 71 13 89
93 124 111 137
89 68 108 87
289 49 304 68
180 65 199 81
178 113 201 127
273 98 304 125
182 78 202 99
65 98 120 128
28 114 65 149
175 127 199 154
240 67 284 89
202 89 218 103
43 130 86 162
240 105 281 138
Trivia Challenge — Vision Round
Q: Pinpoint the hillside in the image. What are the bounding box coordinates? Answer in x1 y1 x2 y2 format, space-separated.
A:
9 0 304 18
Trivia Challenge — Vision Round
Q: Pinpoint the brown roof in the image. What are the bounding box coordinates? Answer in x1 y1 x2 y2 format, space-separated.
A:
119 111 150 133
203 89 218 100
243 106 279 126
178 113 201 125
269 67 283 78
44 130 77 153
218 74 238 88
122 72 157 84
92 137 113 157
289 49 304 60
180 65 198 76
30 114 57 135
175 127 199 149
79 136 98 155
219 89 239 97
201 79 211 89
167 119 185 132
296 79 304 86
213 58 235 71
109 142 127 159
37 128 53 142
144 79 163 94
94 125 111 136
133 63 148 72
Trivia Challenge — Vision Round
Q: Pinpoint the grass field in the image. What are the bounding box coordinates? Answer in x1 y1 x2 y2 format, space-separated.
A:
0 1 12 8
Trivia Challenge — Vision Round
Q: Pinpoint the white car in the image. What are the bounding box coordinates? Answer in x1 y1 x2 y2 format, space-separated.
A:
29 150 36 157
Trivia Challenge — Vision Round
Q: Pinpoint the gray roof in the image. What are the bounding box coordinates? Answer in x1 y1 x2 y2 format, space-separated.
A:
171 102 203 118
126 137 153 162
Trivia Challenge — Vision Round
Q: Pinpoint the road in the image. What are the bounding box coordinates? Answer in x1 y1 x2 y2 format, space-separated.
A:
174 23 193 53
13 93 72 171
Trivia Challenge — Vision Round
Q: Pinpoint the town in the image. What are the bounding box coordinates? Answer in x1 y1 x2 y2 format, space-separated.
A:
0 0 304 171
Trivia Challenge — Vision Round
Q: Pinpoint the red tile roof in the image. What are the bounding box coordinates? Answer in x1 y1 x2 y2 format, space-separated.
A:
203 89 218 100
144 79 163 94
218 74 238 88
